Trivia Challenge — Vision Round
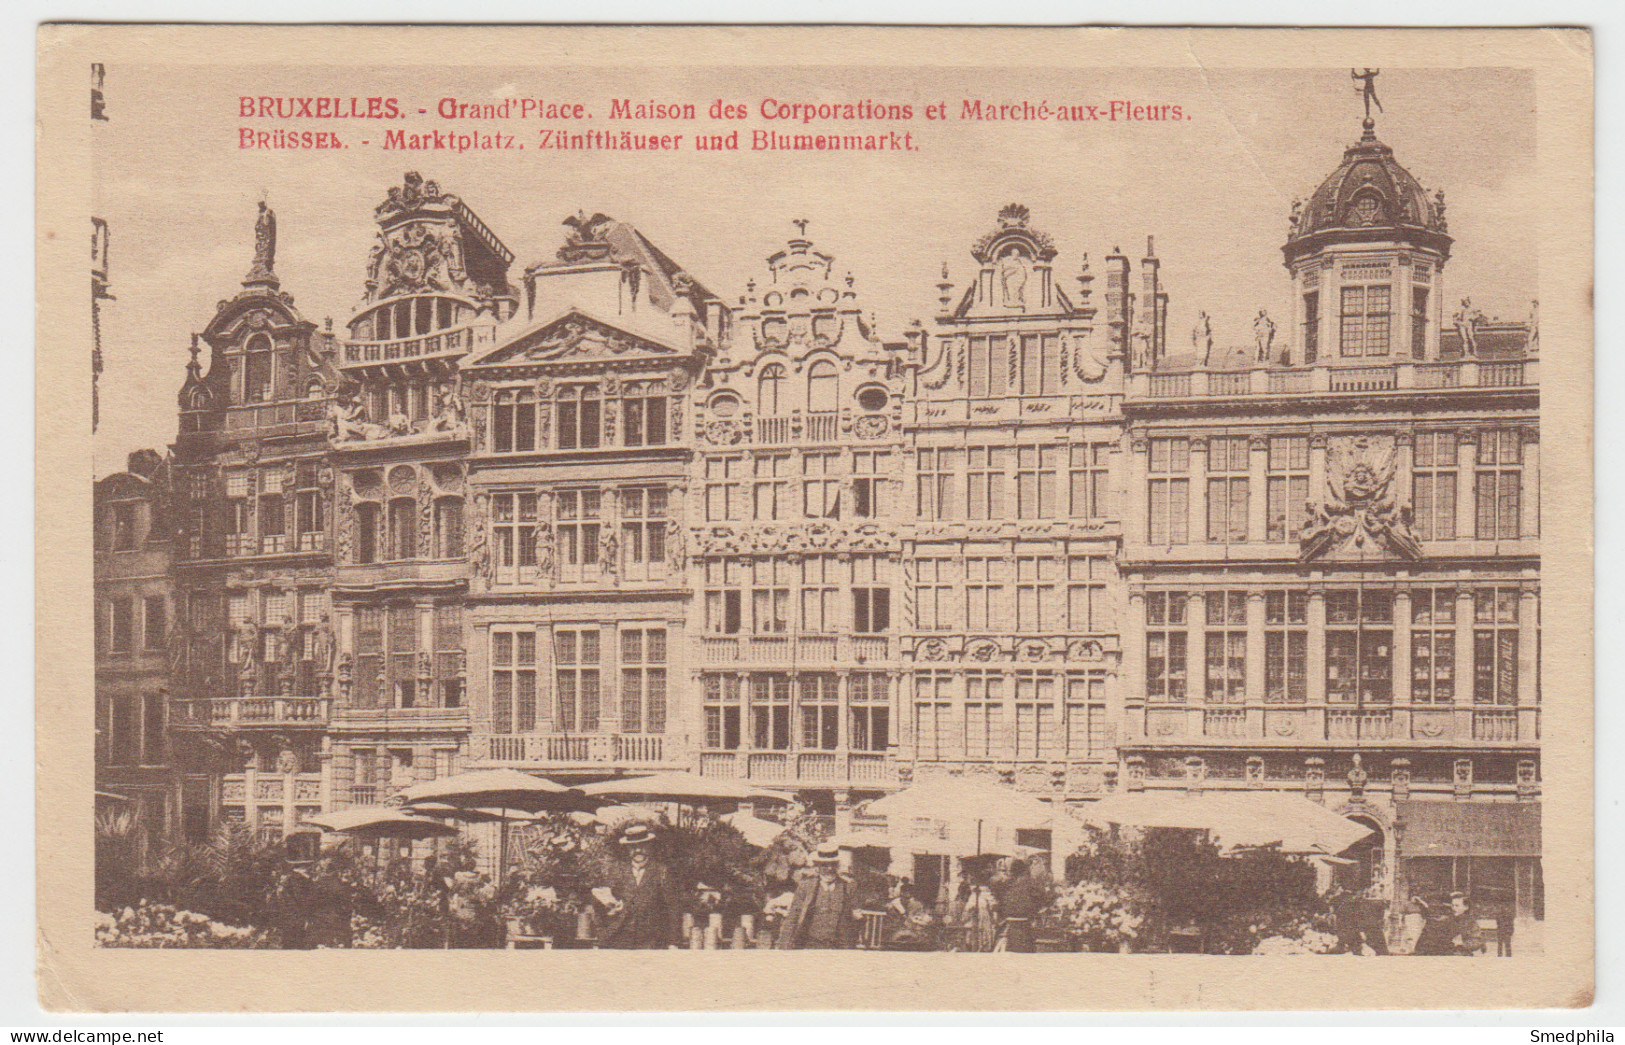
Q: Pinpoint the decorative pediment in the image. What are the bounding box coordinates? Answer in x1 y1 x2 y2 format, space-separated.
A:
471 312 681 368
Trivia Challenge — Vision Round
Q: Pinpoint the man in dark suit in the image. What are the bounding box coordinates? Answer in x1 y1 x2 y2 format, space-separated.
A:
994 858 1047 953
598 823 684 949
777 842 858 949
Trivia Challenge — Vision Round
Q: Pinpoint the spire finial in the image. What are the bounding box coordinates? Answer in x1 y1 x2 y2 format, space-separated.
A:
792 218 809 237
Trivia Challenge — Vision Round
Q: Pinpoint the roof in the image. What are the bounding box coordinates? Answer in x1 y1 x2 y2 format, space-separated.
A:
1395 800 1541 858
1285 119 1452 263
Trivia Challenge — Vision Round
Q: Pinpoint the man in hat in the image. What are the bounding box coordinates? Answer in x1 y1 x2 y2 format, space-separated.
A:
1410 891 1485 956
598 823 684 949
777 842 859 949
994 858 1046 953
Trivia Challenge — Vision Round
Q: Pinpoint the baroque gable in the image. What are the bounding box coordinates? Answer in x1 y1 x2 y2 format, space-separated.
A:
468 311 684 370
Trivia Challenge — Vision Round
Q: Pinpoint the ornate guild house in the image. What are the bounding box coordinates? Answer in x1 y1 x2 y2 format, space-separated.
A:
94 78 1542 940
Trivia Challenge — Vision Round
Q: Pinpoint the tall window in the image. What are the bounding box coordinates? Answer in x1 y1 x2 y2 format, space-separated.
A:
388 498 417 560
1146 591 1188 702
1204 591 1247 704
1411 286 1429 356
434 604 463 708
705 455 745 521
965 672 1004 758
1339 285 1391 357
1410 589 1456 705
799 557 837 633
1264 592 1308 704
143 596 167 652
224 473 252 556
1065 676 1109 758
1015 445 1061 519
915 558 955 632
354 503 379 564
141 692 166 766
492 389 537 453
1014 671 1059 759
965 557 1005 631
554 628 600 732
852 587 890 634
556 489 601 571
705 560 743 635
622 382 667 447
1148 437 1190 544
913 672 955 761
799 673 839 750
754 454 791 521
244 335 273 403
1067 555 1109 632
750 673 792 750
555 385 601 450
916 448 958 521
1069 444 1109 520
750 559 791 634
1016 333 1062 396
1325 590 1393 705
1015 556 1060 631
1206 437 1250 543
1413 431 1458 541
259 477 286 553
296 488 325 551
966 446 1006 521
1302 292 1320 364
493 491 538 579
703 673 742 749
801 452 839 519
620 487 667 567
111 502 138 551
1473 588 1519 706
620 628 667 733
491 629 537 734
1267 436 1310 542
849 672 889 752
758 365 785 416
852 451 884 519
967 335 1008 398
1475 429 1522 540
806 361 837 414
433 497 464 559
354 607 382 709
108 597 134 653
389 604 417 707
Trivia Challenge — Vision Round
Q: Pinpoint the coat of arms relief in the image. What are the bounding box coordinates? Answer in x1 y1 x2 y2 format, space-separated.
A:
1300 434 1423 561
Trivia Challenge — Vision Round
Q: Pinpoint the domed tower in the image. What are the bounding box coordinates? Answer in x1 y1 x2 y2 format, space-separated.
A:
1282 84 1452 366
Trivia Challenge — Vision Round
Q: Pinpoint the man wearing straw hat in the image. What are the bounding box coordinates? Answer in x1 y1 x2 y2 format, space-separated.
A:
776 842 858 949
599 823 684 949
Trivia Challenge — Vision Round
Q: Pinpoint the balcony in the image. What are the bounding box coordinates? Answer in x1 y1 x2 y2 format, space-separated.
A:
474 733 672 769
340 324 481 367
1326 708 1394 741
1472 708 1519 742
1128 358 1535 401
697 750 897 788
171 696 330 729
1133 705 1538 745
220 772 324 812
217 399 329 435
699 635 894 665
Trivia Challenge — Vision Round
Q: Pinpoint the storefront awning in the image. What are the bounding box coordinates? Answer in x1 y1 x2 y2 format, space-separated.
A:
1396 800 1541 858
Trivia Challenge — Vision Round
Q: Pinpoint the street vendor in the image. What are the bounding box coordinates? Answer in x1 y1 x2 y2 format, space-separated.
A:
598 823 685 949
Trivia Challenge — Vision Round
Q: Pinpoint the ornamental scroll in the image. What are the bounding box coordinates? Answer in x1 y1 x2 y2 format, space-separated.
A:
1300 434 1422 561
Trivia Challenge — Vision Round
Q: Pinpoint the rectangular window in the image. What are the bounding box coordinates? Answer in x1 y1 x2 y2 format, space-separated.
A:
1065 675 1109 758
967 336 1008 398
852 587 891 634
296 489 325 549
915 448 959 522
622 382 668 447
705 456 745 522
913 672 955 761
1015 445 1061 519
798 557 836 634
109 597 134 653
1475 429 1523 540
493 491 540 579
1015 556 1060 632
434 604 463 708
964 672 1004 758
1013 671 1058 759
965 557 1006 632
800 452 839 519
1340 284 1391 357
142 596 166 652
915 558 955 632
141 693 167 765
754 453 792 521
1411 287 1429 356
554 386 601 451
1148 438 1190 544
434 497 465 559
706 560 745 634
1303 292 1320 363
799 672 839 750
1413 431 1458 541
750 558 790 634
1016 334 1062 396
1206 437 1250 543
355 502 379 564
1264 591 1309 704
1325 590 1393 706
849 672 889 752
703 673 743 750
749 673 792 750
620 628 667 733
1473 588 1519 706
354 607 382 709
1067 555 1110 632
1145 591 1188 702
389 603 417 708
852 451 884 520
492 389 537 453
1203 591 1248 704
966 447 1006 521
1069 444 1109 520
1266 436 1310 542
557 489 602 572
110 502 138 551
619 487 668 567
258 493 285 554
1410 589 1457 705
388 499 417 560
555 628 599 732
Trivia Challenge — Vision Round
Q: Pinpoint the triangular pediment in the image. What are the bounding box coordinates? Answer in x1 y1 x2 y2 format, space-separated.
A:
469 309 682 368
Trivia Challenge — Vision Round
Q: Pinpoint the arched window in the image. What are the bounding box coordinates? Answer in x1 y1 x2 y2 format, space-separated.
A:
759 364 786 416
388 498 417 560
243 334 274 404
806 361 837 414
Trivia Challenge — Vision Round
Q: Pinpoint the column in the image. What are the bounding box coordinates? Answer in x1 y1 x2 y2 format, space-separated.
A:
242 753 260 835
1306 587 1327 735
1126 432 1148 547
1455 429 1479 542
1308 434 1328 522
1454 589 1476 740
1518 583 1540 741
1188 437 1208 546
1122 590 1147 739
1186 591 1206 736
1247 436 1268 543
1391 589 1413 737
1521 427 1540 539
1394 432 1414 515
1245 590 1266 738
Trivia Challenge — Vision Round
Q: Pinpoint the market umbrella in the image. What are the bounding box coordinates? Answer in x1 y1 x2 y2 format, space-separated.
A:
865 775 1062 857
720 810 788 849
578 771 793 807
408 802 543 825
1075 791 1374 856
305 805 461 839
395 769 599 888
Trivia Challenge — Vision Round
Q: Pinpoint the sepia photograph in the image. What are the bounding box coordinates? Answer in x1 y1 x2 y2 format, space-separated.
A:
36 25 1593 1012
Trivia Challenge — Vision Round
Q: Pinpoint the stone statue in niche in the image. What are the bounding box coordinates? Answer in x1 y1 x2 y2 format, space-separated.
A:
1254 309 1277 362
1300 434 1423 560
998 246 1029 308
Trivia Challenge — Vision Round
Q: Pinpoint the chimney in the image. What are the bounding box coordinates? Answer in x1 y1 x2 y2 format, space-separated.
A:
1105 247 1131 358
1141 236 1162 365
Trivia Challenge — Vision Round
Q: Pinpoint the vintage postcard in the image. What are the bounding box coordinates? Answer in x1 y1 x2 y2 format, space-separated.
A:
36 26 1593 1011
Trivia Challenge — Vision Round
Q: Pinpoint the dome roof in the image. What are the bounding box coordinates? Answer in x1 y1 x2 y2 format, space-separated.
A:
1284 119 1452 264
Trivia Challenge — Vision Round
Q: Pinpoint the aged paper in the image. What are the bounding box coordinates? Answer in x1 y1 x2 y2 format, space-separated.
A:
38 25 1593 1011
